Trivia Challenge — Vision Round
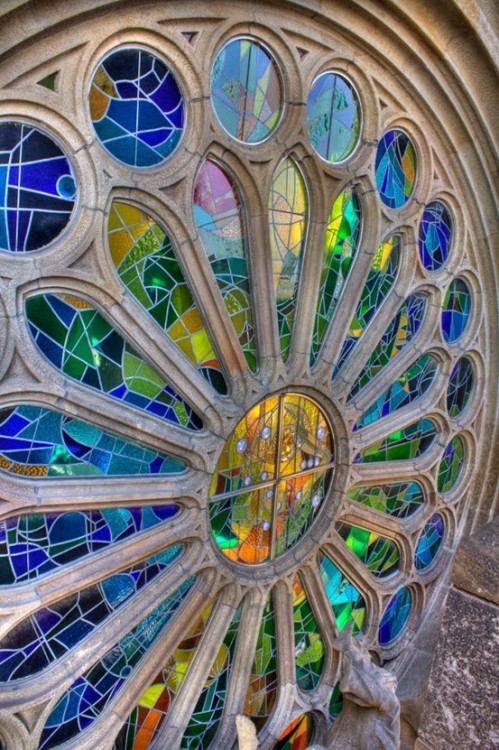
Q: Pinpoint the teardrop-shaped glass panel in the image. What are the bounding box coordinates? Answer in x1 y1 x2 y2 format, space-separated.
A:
353 354 438 429
354 418 437 463
346 481 424 519
311 188 361 364
0 545 183 682
39 576 196 750
335 235 400 374
336 523 399 577
108 201 227 394
0 405 185 478
268 157 308 360
318 553 366 633
292 576 324 691
349 292 427 399
244 597 278 731
25 294 201 430
193 159 257 371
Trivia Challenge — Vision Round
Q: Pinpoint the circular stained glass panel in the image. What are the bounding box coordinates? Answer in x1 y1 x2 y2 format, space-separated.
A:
89 48 185 167
0 122 77 253
415 513 445 570
211 38 283 144
442 278 471 343
375 129 417 209
306 72 361 163
418 200 453 271
447 357 474 418
379 586 413 645
209 393 334 564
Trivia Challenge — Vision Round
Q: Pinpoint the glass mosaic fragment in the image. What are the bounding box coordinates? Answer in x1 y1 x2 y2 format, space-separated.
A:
329 681 343 720
442 279 471 343
354 418 437 463
211 38 283 143
25 293 201 430
447 357 474 418
415 513 445 571
273 713 315 749
437 435 464 493
269 158 308 360
346 481 424 519
39 576 195 749
194 159 257 370
0 122 76 253
306 72 361 163
0 545 182 681
375 129 417 209
336 523 399 577
292 576 324 691
418 201 452 271
318 553 366 633
244 598 278 731
0 405 185 478
379 587 412 645
311 188 361 364
89 48 184 167
108 201 227 394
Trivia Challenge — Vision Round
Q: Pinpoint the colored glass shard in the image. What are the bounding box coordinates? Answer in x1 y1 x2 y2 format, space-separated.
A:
0 405 185 478
311 188 362 364
108 201 227 394
244 598 278 731
37 73 58 91
269 158 308 360
0 122 76 253
181 602 243 748
379 587 412 645
354 418 437 463
25 293 201 430
349 293 427 399
418 201 452 271
346 481 424 519
209 394 333 564
335 235 400 374
318 553 366 633
114 602 214 750
447 357 474 418
375 129 417 209
306 72 361 163
273 713 315 750
194 159 256 370
437 436 464 493
329 681 343 720
89 48 184 167
39 576 195 750
353 354 438 430
292 576 324 691
211 38 283 143
415 514 445 570
0 505 179 585
0 545 182 682
336 523 399 577
442 279 471 343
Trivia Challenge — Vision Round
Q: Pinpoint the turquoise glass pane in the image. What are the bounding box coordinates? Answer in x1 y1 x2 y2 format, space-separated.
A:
415 514 445 570
318 553 366 633
336 523 399 577
354 418 437 463
39 576 196 749
25 294 201 430
306 72 361 163
418 201 452 271
89 48 184 167
0 122 76 253
375 129 417 208
442 278 471 343
346 481 424 519
379 587 412 645
211 38 283 144
447 357 474 418
0 405 185 478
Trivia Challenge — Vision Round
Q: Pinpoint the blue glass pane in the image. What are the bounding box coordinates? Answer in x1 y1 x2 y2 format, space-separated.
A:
375 130 417 209
306 72 361 163
442 279 471 343
415 514 445 571
447 357 474 418
379 587 412 645
418 201 452 271
318 553 366 633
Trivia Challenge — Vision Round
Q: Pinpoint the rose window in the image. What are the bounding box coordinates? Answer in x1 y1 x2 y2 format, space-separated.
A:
0 19 484 750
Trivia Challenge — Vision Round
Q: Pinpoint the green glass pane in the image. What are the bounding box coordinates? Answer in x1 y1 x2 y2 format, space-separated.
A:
269 157 308 360
25 293 201 430
336 523 399 577
193 159 257 371
346 481 424 518
318 553 366 633
244 597 278 731
311 188 361 364
329 681 343 720
292 576 324 691
437 436 464 493
108 201 227 395
354 418 437 463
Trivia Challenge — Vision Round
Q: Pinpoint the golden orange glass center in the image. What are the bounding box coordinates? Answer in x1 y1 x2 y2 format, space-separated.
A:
209 393 334 564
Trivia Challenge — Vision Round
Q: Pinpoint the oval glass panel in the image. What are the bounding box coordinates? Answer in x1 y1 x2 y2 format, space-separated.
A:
379 587 413 645
447 357 474 418
437 435 465 494
442 278 471 343
418 200 452 271
306 71 361 163
415 513 445 570
375 129 417 209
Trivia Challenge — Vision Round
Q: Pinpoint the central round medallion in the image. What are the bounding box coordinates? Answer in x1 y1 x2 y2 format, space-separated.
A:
209 393 334 565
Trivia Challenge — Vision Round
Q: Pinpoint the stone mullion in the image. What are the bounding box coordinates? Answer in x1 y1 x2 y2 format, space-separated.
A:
149 584 241 749
0 551 214 709
0 511 200 631
210 587 267 748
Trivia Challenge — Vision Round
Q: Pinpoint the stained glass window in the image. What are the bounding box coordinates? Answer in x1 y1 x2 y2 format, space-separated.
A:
273 713 316 749
354 418 437 463
319 553 367 634
437 435 465 494
0 122 76 253
419 200 452 271
244 598 278 730
89 48 184 167
379 587 413 645
292 576 324 691
346 482 424 519
211 38 283 143
442 278 471 343
447 357 474 418
336 523 399 577
306 72 361 163
415 514 445 571
375 129 417 209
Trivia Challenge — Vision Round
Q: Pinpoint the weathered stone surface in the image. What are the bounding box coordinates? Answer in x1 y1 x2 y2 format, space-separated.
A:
452 518 499 605
417 588 499 750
